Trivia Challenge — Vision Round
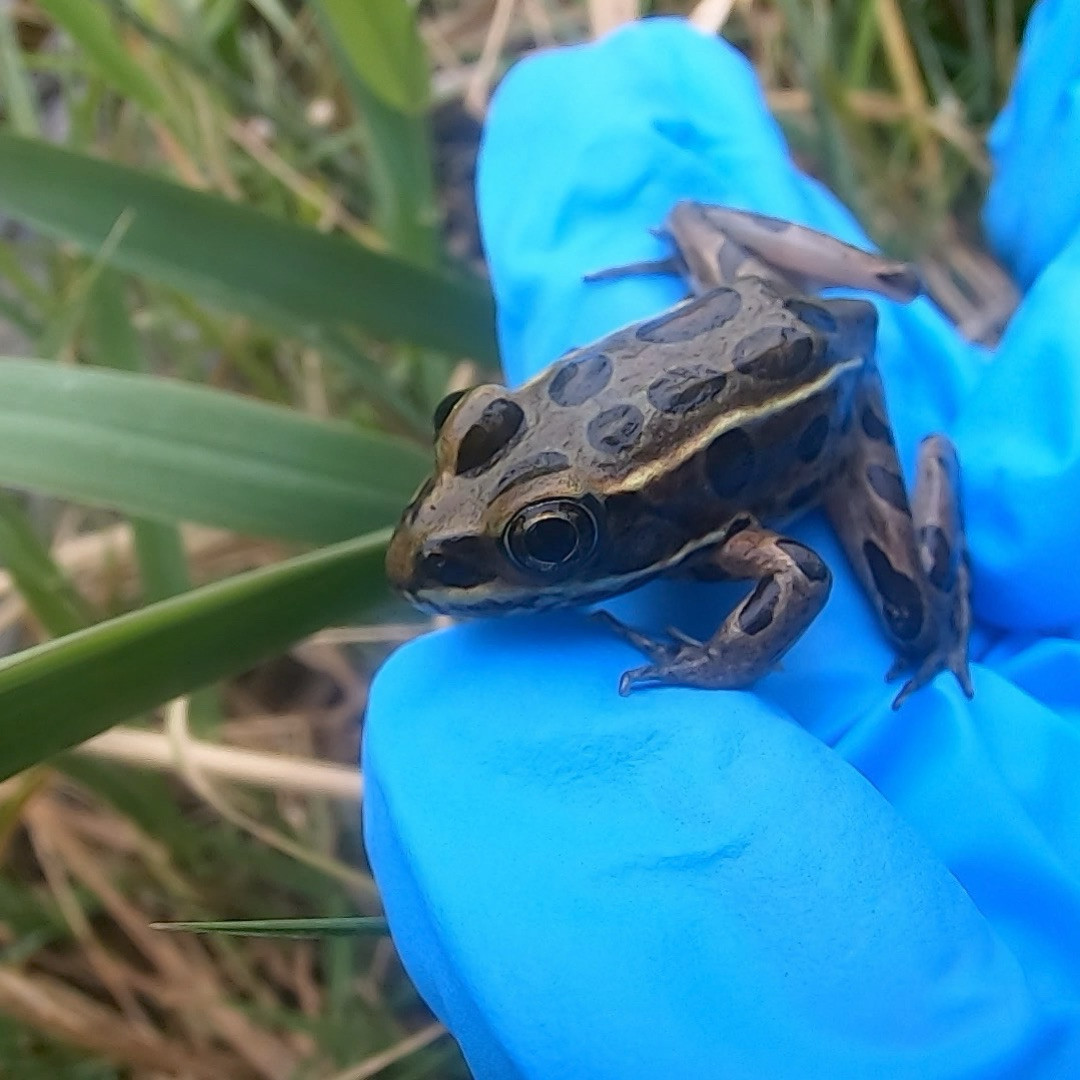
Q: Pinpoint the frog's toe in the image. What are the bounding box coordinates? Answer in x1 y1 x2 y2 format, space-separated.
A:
618 665 662 696
951 650 975 699
593 610 678 664
885 657 907 684
888 650 975 710
666 626 704 648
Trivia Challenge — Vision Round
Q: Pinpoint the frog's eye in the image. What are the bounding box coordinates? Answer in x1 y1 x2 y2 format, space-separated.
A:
504 498 599 575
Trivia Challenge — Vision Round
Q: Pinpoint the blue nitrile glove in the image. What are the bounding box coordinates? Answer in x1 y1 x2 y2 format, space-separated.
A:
364 11 1080 1079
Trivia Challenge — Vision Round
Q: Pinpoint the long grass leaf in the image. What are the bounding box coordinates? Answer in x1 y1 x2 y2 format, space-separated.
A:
0 360 429 543
0 493 90 636
0 529 391 782
309 0 428 116
0 133 497 362
34 0 165 113
152 916 389 937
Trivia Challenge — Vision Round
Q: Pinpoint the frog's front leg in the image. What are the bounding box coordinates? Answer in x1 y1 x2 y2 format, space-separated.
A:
594 524 832 695
824 373 973 709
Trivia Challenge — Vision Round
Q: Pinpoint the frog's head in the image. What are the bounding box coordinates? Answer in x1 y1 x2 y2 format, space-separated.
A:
386 384 605 615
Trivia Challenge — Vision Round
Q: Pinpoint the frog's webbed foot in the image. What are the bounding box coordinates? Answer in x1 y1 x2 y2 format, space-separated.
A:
887 643 974 711
593 526 832 696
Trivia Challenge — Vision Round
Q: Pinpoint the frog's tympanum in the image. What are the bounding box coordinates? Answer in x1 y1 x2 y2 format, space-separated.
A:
387 202 973 709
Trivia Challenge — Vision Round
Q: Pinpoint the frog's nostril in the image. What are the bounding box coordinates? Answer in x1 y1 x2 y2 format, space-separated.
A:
418 537 496 590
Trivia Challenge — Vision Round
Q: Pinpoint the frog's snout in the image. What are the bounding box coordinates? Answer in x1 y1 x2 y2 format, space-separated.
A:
386 525 498 603
384 523 417 596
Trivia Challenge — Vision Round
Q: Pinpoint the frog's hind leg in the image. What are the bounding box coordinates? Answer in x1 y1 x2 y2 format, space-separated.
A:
584 202 923 302
594 524 832 695
676 204 922 303
823 373 973 709
892 435 974 707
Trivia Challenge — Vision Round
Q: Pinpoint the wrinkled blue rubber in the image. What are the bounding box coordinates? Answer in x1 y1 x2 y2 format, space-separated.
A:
364 11 1080 1078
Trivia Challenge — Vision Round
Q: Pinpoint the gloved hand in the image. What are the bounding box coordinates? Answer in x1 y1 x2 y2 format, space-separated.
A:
364 10 1080 1078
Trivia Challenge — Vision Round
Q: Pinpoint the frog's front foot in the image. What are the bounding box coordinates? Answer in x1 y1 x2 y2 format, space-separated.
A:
594 527 831 696
590 610 683 666
591 612 719 695
615 649 734 696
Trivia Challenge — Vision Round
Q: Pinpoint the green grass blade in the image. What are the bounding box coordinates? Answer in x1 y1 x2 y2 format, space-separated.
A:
0 529 391 782
0 492 91 637
0 360 429 544
310 0 428 116
0 133 497 362
87 270 195 602
0 13 39 137
34 0 165 113
311 0 437 262
352 78 439 265
152 916 389 937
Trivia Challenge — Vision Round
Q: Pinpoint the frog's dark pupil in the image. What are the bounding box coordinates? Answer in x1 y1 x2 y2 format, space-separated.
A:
524 515 579 564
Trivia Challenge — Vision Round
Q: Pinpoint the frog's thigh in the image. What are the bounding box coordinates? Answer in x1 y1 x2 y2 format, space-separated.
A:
612 524 832 694
823 371 973 707
692 205 920 301
823 370 938 660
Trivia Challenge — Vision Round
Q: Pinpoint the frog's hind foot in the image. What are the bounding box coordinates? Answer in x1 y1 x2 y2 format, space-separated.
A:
888 646 975 711
887 435 975 710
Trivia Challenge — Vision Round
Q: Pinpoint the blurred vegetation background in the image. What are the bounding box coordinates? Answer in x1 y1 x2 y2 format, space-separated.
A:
0 0 1030 1076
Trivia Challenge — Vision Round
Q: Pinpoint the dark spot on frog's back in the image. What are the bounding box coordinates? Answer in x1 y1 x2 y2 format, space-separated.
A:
732 326 815 381
738 575 781 636
705 427 755 498
783 298 838 333
635 288 742 344
494 451 570 498
863 540 924 641
547 350 613 407
866 464 909 514
646 365 728 415
795 414 830 463
587 403 644 456
454 399 526 477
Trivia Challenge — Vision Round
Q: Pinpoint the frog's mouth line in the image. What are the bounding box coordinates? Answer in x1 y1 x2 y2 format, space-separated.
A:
402 517 746 617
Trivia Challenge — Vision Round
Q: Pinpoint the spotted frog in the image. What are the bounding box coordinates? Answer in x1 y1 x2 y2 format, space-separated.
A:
386 202 973 709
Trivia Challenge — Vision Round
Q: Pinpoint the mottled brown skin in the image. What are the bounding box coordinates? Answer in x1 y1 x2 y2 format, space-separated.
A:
386 201 973 708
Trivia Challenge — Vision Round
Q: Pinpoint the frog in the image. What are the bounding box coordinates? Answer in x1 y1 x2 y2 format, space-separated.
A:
385 201 974 709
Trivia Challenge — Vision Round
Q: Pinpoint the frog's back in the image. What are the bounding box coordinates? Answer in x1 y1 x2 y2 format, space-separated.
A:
521 279 861 494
